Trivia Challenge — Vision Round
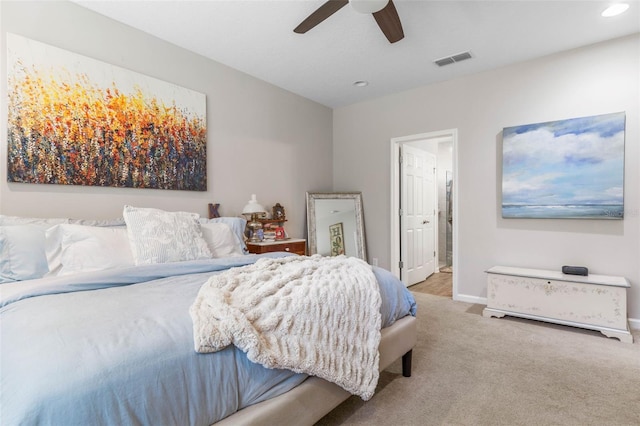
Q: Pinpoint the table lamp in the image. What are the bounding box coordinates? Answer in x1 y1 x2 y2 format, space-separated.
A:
242 194 266 242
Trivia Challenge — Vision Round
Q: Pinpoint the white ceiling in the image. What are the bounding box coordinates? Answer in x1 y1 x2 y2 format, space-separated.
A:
75 0 640 108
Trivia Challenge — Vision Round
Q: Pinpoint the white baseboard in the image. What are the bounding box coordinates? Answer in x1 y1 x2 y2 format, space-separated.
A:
455 293 639 332
453 294 487 305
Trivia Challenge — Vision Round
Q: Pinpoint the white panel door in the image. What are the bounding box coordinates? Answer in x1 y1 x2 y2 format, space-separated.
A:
401 144 436 286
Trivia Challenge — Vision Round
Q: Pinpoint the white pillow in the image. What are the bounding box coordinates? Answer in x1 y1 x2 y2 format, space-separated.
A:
123 205 212 265
45 224 134 276
200 222 244 258
0 225 49 283
70 218 126 227
0 215 69 226
0 214 126 228
201 217 248 254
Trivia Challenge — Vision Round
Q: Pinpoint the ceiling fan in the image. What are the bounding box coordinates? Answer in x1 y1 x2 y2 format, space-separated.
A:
294 0 404 44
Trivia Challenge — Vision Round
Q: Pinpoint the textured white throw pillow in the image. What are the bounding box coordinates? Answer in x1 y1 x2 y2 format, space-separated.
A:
45 224 134 276
200 222 244 258
123 205 212 265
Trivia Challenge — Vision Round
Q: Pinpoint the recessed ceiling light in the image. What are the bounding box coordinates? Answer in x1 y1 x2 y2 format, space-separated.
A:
602 3 629 17
353 80 369 87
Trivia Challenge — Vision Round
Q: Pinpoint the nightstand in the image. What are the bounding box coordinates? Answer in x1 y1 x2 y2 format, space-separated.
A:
246 238 306 255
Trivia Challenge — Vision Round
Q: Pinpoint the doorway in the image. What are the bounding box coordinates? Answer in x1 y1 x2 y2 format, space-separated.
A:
390 129 458 298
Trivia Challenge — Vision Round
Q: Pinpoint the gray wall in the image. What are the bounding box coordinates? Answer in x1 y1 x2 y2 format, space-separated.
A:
0 1 333 238
333 34 640 320
2 2 638 322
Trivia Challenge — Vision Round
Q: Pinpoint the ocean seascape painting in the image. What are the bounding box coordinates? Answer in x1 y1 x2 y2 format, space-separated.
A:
502 112 625 219
6 33 207 191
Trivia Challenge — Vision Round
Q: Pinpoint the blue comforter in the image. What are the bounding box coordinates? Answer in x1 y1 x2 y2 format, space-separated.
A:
0 253 416 425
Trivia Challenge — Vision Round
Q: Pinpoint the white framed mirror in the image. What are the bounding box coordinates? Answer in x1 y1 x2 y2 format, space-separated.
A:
306 192 367 261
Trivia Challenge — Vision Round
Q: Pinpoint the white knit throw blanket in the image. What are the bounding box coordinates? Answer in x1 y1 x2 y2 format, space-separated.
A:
189 255 382 400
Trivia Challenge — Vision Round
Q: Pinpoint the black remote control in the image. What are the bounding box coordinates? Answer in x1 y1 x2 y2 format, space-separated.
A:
562 266 588 276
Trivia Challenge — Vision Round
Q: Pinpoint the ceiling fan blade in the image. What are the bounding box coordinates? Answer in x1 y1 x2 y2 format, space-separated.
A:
372 0 404 43
294 0 349 34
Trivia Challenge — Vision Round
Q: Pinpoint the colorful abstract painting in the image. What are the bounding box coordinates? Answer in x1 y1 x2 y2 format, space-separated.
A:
502 112 625 219
7 33 207 191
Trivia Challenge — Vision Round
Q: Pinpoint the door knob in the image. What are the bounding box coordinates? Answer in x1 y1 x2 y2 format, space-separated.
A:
422 220 429 224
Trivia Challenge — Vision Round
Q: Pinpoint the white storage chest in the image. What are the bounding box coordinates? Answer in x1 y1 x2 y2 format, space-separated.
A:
483 266 633 343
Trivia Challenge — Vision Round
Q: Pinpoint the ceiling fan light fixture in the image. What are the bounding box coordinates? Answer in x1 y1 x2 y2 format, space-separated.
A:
350 0 389 14
601 3 629 17
294 0 403 44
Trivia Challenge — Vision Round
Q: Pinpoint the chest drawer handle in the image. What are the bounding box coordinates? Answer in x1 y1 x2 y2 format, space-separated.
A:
285 247 290 251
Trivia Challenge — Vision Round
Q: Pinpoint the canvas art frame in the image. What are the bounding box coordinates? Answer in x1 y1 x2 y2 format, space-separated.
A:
501 112 625 219
6 33 207 191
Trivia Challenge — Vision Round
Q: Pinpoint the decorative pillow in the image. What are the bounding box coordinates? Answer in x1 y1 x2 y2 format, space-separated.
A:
0 215 125 227
70 218 126 227
45 224 134 277
0 215 69 226
200 222 244 258
201 217 248 254
0 225 49 283
123 205 212 265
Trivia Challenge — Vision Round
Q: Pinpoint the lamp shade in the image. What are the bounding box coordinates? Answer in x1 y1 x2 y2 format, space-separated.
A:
350 0 388 14
242 194 266 215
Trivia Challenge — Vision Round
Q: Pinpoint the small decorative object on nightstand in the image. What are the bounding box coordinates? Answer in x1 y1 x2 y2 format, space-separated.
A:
272 203 286 221
246 238 306 256
259 202 288 241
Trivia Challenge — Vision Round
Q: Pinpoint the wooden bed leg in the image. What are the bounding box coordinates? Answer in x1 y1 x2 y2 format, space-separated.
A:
402 349 412 377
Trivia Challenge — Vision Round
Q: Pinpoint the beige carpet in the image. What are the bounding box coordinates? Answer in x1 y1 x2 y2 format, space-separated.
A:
316 292 640 426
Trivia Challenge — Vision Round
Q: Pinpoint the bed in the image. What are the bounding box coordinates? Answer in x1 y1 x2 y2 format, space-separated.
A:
0 206 417 425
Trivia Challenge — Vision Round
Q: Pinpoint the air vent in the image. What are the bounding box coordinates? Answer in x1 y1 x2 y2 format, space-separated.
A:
434 51 472 67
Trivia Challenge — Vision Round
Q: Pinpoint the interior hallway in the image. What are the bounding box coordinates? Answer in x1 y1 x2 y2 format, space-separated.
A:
410 271 452 298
